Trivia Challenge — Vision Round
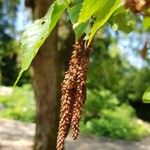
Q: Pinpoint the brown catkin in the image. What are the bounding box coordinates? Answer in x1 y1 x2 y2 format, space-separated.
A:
71 43 92 139
125 0 150 13
57 40 92 150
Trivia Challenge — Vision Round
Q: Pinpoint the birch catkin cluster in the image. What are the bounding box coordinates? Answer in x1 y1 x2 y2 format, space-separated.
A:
57 40 92 150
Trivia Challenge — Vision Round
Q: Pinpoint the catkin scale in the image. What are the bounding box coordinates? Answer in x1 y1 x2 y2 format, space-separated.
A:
57 40 92 150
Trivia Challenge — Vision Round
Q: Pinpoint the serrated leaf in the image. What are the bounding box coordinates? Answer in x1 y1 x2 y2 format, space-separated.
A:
88 0 121 45
77 0 105 26
142 87 150 103
68 1 90 39
14 1 68 86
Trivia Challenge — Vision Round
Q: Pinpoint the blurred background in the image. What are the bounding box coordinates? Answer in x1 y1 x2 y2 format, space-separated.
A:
0 0 150 150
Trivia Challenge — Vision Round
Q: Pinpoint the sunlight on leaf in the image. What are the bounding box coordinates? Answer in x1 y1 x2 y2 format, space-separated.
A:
88 0 121 45
142 87 150 103
76 0 105 26
14 1 68 86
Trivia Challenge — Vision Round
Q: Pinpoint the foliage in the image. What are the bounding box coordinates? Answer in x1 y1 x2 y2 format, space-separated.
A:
111 6 136 32
16 0 146 84
0 84 149 140
1 33 150 139
142 87 150 103
14 0 69 85
2 0 149 142
0 84 35 122
12 0 150 107
143 17 150 31
81 89 150 140
87 34 150 104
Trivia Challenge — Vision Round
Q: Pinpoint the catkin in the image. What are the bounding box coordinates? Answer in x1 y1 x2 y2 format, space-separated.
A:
125 0 150 13
71 43 91 139
57 40 92 150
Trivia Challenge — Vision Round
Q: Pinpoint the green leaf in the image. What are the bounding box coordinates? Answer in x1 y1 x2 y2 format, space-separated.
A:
143 17 150 31
88 0 121 44
14 1 68 86
76 0 105 26
68 1 90 39
68 2 82 24
113 5 125 15
142 87 150 103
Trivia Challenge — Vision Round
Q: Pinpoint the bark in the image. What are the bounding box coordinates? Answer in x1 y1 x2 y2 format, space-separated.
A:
32 0 60 149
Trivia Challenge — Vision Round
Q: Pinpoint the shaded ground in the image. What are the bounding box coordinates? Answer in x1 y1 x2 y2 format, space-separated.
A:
0 119 150 150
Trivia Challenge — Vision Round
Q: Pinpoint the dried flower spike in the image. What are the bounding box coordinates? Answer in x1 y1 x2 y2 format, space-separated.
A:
57 40 92 150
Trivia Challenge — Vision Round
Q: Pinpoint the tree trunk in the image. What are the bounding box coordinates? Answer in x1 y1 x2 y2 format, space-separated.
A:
30 0 75 149
32 0 60 149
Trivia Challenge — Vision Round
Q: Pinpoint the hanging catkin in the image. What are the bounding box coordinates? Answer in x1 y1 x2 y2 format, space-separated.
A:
57 40 92 150
125 0 150 13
